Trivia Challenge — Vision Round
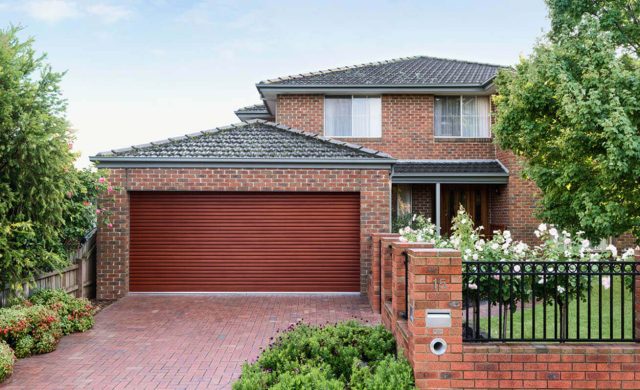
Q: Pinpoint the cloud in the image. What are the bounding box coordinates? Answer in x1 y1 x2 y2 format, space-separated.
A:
24 0 80 22
86 3 131 23
21 1 132 23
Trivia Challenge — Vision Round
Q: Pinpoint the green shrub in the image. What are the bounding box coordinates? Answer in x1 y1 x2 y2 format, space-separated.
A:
0 340 15 383
350 355 415 389
0 304 61 358
232 320 414 389
28 289 95 334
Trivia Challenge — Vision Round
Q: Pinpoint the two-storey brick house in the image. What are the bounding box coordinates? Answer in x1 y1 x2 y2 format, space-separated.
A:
91 56 540 300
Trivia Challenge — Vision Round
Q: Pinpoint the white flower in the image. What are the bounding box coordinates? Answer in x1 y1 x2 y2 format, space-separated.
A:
557 286 565 294
398 236 408 242
564 250 571 257
472 253 479 260
562 230 571 237
514 265 521 272
412 214 417 221
468 283 477 290
601 276 611 290
606 244 618 258
465 249 472 255
563 238 571 245
491 243 500 250
581 239 590 248
503 231 511 240
534 230 541 238
538 223 547 232
549 228 559 238
622 248 635 260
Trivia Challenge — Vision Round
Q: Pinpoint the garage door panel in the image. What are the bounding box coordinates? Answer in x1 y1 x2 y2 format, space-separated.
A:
129 192 361 292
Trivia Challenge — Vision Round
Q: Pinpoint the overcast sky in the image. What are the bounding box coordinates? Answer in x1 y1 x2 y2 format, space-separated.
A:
0 0 550 167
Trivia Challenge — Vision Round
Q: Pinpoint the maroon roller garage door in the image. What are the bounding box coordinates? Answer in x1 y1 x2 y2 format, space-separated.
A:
129 192 361 292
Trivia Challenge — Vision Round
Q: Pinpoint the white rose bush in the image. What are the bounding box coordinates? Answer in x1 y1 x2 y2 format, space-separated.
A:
398 206 637 339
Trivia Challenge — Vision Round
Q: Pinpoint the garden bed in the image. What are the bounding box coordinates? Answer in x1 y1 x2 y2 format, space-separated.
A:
233 320 415 389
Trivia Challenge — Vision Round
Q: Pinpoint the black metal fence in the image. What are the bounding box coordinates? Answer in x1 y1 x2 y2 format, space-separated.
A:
462 261 640 342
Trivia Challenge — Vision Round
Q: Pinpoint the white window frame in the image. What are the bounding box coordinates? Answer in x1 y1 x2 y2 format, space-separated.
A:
323 95 382 138
434 95 492 139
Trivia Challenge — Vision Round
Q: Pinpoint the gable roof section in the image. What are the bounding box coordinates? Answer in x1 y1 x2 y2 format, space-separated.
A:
91 120 393 168
257 56 504 88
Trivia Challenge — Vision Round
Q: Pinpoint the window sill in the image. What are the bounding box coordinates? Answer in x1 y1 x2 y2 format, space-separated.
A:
434 137 493 143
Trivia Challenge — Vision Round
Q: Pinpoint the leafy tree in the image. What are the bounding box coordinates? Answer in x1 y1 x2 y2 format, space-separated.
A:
547 0 640 54
0 26 76 292
493 4 640 242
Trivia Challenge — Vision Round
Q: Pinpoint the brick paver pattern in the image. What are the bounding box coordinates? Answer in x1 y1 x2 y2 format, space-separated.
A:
3 294 379 390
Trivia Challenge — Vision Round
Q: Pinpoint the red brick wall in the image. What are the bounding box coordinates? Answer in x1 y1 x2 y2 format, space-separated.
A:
274 93 544 243
459 344 640 389
495 148 541 244
98 168 390 300
275 95 324 132
378 244 640 389
412 184 434 220
275 94 496 160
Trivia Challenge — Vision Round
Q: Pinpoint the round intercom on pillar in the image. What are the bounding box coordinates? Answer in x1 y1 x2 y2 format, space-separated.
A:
430 338 447 356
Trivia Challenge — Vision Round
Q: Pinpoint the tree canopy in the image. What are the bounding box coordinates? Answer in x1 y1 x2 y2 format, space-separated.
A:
0 26 76 291
493 1 640 242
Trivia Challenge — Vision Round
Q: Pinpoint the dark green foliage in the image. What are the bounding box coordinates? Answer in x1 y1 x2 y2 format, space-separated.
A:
232 321 414 389
493 5 640 242
0 304 61 358
349 355 415 390
392 213 414 233
0 27 116 295
0 26 75 292
28 289 95 335
547 0 640 54
0 341 15 383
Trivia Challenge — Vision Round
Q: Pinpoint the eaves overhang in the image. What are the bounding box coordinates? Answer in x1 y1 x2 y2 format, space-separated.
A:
257 83 496 96
392 172 509 184
90 157 395 170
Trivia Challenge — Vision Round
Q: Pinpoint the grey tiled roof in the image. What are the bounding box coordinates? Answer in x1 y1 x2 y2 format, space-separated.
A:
234 103 269 115
394 160 507 175
258 56 504 87
93 120 391 160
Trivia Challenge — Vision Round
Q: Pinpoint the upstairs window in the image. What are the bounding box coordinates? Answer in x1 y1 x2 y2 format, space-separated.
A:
434 96 491 138
324 96 382 137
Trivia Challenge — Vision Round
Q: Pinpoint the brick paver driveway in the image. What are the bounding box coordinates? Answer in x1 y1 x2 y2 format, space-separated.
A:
3 294 379 390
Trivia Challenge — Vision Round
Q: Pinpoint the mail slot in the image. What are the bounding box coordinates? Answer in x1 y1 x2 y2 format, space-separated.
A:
426 310 451 328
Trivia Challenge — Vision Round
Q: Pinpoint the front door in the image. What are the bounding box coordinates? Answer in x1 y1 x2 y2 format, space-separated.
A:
440 185 489 235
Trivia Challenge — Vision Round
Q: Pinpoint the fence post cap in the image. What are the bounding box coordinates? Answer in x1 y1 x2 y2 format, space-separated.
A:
406 247 460 257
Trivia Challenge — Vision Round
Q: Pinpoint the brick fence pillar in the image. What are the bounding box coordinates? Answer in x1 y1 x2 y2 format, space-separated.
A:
390 242 434 324
369 233 401 313
407 248 462 390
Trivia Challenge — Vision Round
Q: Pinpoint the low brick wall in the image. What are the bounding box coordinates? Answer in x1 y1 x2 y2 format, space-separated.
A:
373 241 640 389
459 344 640 389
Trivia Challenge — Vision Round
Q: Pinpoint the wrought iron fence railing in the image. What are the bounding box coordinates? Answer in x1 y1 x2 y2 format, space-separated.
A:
462 260 640 342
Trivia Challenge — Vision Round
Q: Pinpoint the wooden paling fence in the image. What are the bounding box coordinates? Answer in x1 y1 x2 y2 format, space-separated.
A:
0 229 97 306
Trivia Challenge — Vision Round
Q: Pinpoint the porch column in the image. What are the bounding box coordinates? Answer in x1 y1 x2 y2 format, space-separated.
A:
435 182 441 233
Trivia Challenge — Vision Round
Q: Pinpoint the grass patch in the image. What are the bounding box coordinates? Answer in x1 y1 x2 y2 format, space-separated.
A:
474 276 634 340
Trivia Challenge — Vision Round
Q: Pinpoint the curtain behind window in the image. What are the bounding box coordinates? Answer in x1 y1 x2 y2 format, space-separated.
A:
325 97 352 136
436 96 490 137
352 97 381 137
435 97 461 136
